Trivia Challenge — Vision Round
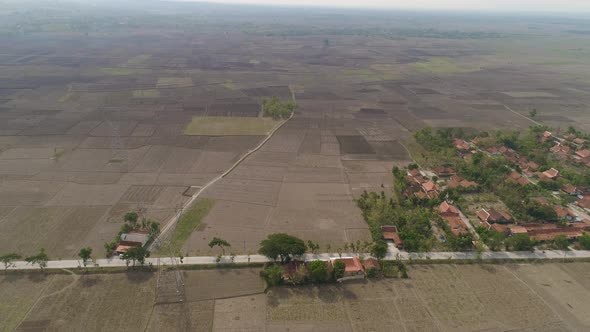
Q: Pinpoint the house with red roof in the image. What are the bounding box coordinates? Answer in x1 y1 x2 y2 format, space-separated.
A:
577 196 590 211
331 257 364 277
432 166 456 177
438 202 470 236
507 170 530 186
575 149 590 159
561 184 581 196
439 201 460 217
381 225 403 249
453 138 471 151
477 208 514 224
541 168 560 180
555 206 577 222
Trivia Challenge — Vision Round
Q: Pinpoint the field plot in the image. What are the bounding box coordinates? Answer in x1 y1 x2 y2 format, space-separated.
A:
264 263 589 331
0 206 109 257
16 273 156 332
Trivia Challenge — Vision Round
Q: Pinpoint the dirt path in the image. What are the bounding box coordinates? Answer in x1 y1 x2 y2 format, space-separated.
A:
503 104 541 126
150 97 296 250
16 269 79 328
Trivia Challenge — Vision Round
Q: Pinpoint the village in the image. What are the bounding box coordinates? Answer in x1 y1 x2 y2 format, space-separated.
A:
379 126 590 254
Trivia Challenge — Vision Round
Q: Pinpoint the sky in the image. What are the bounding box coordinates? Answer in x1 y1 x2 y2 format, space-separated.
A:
178 0 590 12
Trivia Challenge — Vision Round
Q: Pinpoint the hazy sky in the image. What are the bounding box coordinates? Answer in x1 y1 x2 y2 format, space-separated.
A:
186 0 590 12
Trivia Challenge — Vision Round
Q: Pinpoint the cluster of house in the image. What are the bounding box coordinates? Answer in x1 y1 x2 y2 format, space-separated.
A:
406 168 440 199
560 184 590 216
485 145 560 182
282 257 380 282
477 204 590 242
114 230 150 255
439 201 470 236
548 131 590 167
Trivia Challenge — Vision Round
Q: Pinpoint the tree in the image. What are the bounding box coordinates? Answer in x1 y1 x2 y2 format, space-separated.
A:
208 237 231 256
1 253 21 270
448 233 473 251
262 96 296 119
505 234 536 251
553 234 570 251
121 246 150 267
579 232 590 250
258 233 306 263
308 260 328 283
25 248 49 271
333 260 346 280
529 109 538 118
371 240 388 260
260 265 283 287
307 240 320 254
124 212 139 227
78 247 93 267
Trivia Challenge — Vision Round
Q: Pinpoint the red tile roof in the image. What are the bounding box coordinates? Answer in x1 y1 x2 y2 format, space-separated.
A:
542 168 559 179
439 201 460 216
381 225 403 247
575 150 590 159
432 166 456 176
363 258 380 270
422 181 437 192
577 196 590 210
334 257 364 273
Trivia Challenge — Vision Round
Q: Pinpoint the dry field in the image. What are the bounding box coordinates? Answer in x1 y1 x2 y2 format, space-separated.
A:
3 263 589 331
2 1 590 258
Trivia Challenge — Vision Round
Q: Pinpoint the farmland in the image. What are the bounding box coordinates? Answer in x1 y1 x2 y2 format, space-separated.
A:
2 263 589 331
1 0 590 261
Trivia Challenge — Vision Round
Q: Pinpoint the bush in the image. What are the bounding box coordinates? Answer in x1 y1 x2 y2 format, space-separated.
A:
365 267 379 278
577 232 590 250
381 264 398 278
308 260 329 283
371 240 388 259
260 265 283 287
505 234 536 251
332 260 346 280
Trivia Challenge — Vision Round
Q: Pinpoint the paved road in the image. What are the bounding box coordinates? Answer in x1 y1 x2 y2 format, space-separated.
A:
7 249 590 270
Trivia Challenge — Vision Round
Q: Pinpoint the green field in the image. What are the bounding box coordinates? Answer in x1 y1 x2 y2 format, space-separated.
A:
133 89 160 98
165 198 215 254
184 116 279 136
413 57 482 74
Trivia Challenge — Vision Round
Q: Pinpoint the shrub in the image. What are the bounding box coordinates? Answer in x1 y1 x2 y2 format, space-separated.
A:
365 267 379 278
308 260 329 283
332 260 346 280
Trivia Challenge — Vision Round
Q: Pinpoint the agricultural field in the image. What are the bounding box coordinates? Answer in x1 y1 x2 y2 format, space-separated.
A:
1 0 590 259
2 263 589 331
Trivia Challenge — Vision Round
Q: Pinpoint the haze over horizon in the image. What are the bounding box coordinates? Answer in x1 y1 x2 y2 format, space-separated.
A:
172 0 590 13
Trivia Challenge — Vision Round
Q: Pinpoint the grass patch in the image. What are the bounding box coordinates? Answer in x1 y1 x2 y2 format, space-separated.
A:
126 54 151 65
221 80 239 90
413 57 481 74
161 198 215 254
132 89 160 98
502 91 557 98
99 67 150 76
156 77 193 88
184 116 279 136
